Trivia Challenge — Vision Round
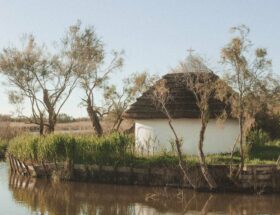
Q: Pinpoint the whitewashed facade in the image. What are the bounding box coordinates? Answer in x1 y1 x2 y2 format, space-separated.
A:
135 119 239 155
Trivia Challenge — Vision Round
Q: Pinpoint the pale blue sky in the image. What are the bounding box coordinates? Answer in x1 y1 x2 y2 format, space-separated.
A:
0 0 279 117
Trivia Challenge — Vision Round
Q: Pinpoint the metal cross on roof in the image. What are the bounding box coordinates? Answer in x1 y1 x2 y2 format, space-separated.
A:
187 48 195 55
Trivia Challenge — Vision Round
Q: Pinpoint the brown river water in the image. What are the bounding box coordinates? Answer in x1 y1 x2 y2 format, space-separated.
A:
1 161 280 215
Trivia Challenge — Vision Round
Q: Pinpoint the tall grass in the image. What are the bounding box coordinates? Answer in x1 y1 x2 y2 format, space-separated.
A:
8 133 135 165
8 132 280 167
7 133 182 167
8 135 38 161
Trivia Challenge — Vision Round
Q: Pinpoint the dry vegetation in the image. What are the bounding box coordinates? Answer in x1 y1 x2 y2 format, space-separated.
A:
0 122 25 140
4 118 133 135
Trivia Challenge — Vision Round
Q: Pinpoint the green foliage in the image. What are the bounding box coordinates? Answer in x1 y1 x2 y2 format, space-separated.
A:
245 129 280 162
254 111 280 139
128 154 179 168
245 158 276 165
37 134 76 162
245 129 270 158
8 135 39 160
247 129 270 146
205 154 240 164
7 133 280 166
8 133 134 165
248 142 280 161
74 133 134 165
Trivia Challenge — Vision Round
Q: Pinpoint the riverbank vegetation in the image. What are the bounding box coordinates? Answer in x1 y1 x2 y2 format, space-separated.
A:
7 133 181 167
6 133 280 167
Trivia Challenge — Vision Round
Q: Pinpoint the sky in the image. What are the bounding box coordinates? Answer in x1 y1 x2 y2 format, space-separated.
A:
0 0 279 117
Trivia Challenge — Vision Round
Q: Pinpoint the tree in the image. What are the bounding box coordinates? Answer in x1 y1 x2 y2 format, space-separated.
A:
104 71 156 131
221 25 272 175
173 55 222 190
8 90 46 135
151 79 197 189
67 22 123 136
0 37 47 134
0 29 79 133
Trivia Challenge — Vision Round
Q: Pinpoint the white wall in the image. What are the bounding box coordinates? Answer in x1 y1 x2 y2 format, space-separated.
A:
135 118 239 155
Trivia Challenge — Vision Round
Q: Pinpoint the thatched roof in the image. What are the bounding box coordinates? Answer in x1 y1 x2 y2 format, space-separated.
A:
123 72 232 119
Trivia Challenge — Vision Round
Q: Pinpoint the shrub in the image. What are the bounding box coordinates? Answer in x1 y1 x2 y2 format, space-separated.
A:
247 129 270 146
254 111 280 139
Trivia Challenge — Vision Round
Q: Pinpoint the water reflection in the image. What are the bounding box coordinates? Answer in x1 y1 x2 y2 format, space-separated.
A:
3 163 280 215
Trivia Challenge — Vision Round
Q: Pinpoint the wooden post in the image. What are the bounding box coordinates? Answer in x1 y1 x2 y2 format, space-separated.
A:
253 166 257 192
14 173 19 188
18 159 27 175
17 158 25 175
8 154 14 172
10 155 17 173
272 166 276 191
22 161 30 176
13 156 21 174
11 172 16 187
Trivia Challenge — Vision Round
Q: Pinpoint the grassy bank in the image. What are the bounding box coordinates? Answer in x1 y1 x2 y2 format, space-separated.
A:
246 140 280 164
7 133 184 168
7 133 280 167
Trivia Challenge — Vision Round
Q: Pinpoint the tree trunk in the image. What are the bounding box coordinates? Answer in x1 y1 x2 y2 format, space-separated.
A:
167 120 197 189
43 89 56 133
48 121 55 133
235 112 244 177
39 113 44 135
87 102 103 137
115 118 123 131
47 111 56 133
229 134 240 177
198 116 217 190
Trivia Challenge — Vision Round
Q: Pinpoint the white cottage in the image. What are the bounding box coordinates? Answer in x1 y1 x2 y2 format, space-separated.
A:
123 72 239 155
